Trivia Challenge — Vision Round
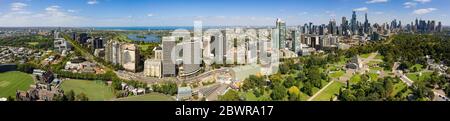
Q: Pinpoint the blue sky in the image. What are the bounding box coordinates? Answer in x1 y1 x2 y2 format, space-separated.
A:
0 0 448 27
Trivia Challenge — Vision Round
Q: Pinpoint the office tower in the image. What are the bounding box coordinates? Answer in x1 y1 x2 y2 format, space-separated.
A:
144 59 162 78
415 18 419 28
105 40 121 64
309 22 313 34
319 25 325 35
438 22 442 32
351 11 357 34
71 32 77 41
302 24 308 34
328 19 337 35
276 18 287 49
430 20 436 32
371 32 380 41
364 13 369 34
162 37 177 77
244 30 257 64
78 33 89 44
204 31 225 64
291 30 301 54
92 37 104 49
224 29 241 64
341 17 348 35
121 43 139 72
391 19 397 30
271 28 279 50
181 41 201 76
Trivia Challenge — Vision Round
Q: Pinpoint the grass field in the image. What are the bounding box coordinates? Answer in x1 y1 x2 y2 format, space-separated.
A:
409 64 424 72
360 53 372 58
61 80 115 101
244 91 258 101
374 55 384 60
138 44 150 51
368 73 379 81
370 67 383 71
349 74 362 84
27 42 39 46
329 71 345 78
406 72 433 82
115 93 174 101
312 81 343 101
368 61 381 66
392 82 407 97
0 71 34 98
242 89 274 101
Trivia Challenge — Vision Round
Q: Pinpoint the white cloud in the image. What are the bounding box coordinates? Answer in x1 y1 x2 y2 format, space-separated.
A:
67 9 78 13
374 11 384 14
45 6 60 12
147 13 154 17
403 2 417 8
87 0 99 5
366 0 388 4
414 0 431 4
0 5 87 27
354 7 369 12
11 2 28 11
413 8 437 15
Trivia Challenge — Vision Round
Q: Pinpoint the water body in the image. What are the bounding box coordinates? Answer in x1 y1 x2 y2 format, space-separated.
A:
93 26 194 31
127 34 161 42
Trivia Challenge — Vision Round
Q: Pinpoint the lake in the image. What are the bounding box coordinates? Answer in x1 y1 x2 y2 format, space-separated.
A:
127 34 161 42
94 26 194 31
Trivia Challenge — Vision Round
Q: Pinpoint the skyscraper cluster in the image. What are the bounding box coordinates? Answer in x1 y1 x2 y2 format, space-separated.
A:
405 19 443 33
299 11 444 38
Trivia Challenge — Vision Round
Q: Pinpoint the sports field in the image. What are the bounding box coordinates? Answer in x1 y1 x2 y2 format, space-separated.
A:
61 79 115 101
0 71 34 98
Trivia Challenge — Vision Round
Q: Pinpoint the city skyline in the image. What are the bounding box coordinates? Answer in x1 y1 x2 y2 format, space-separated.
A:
0 0 448 27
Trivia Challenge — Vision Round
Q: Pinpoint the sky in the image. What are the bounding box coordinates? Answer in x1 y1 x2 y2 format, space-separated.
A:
0 0 448 27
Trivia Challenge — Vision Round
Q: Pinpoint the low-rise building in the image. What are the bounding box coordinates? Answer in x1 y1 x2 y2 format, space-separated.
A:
54 38 72 54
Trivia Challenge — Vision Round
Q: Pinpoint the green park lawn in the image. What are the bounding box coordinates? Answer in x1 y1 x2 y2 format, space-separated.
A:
406 72 433 82
391 82 407 97
115 93 174 101
370 66 383 71
299 92 310 101
368 73 379 81
360 53 372 58
243 89 274 101
244 91 258 101
329 71 345 79
0 71 34 98
368 61 380 67
409 64 424 72
312 81 343 101
27 42 40 46
349 74 361 84
138 44 150 51
374 55 384 60
61 80 115 101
